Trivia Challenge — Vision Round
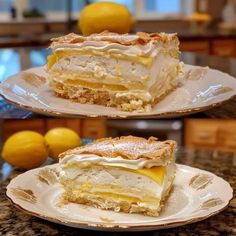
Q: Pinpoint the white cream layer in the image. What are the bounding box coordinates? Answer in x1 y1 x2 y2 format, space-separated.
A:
60 154 170 170
51 55 148 82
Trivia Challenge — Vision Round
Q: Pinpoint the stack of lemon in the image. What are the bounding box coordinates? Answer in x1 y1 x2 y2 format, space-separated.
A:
1 128 82 170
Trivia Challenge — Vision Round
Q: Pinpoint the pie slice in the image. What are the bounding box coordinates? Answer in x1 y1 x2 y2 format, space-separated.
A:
47 31 182 112
58 136 176 216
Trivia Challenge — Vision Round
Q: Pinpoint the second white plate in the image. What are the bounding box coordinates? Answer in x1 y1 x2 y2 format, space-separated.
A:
6 164 233 232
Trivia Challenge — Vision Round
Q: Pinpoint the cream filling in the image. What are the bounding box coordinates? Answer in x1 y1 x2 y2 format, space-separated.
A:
50 55 149 83
49 53 180 101
60 153 171 169
59 154 175 203
59 161 175 205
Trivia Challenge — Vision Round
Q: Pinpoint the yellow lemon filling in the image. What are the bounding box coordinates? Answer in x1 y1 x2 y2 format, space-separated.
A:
134 166 165 185
82 192 159 203
60 79 144 91
63 182 160 203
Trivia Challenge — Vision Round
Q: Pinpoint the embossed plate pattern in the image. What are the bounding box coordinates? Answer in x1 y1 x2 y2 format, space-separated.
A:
6 164 233 232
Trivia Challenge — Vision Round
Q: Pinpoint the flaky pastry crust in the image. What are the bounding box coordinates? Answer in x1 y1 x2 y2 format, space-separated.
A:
59 136 176 160
50 31 179 48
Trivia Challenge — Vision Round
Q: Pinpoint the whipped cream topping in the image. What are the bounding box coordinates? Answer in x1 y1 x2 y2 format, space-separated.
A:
60 154 170 170
52 39 178 58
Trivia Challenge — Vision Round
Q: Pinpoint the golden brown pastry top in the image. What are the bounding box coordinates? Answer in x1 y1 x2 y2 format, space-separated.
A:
50 31 179 47
59 136 176 160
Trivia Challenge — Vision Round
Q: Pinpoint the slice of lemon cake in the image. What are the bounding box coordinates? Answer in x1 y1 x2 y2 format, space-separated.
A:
47 31 181 112
58 136 176 216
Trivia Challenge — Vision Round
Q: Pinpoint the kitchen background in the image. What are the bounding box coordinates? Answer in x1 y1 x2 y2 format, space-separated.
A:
1 0 236 88
1 119 236 153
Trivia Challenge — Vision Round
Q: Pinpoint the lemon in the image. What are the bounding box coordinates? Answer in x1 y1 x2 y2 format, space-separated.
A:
2 131 48 170
44 128 82 160
79 2 133 36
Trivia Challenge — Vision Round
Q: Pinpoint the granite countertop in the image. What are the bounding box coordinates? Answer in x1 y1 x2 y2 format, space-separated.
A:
0 148 235 236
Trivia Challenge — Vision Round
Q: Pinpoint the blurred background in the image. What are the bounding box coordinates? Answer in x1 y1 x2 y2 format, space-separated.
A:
0 0 236 81
1 118 236 153
1 0 236 79
1 0 236 80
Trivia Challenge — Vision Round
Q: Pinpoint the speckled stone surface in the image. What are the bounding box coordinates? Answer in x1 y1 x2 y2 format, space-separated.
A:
0 149 235 236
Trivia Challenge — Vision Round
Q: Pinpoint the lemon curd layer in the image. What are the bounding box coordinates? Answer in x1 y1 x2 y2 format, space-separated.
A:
49 72 146 91
75 190 160 205
135 166 165 184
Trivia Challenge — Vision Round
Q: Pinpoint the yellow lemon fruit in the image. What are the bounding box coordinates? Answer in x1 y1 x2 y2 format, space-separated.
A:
44 128 82 160
2 131 48 170
79 2 132 36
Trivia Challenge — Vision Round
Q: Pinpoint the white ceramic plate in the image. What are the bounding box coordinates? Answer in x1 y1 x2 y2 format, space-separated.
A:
6 164 233 232
0 65 236 118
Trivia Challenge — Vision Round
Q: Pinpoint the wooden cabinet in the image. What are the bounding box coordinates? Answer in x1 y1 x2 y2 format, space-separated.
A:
3 119 107 141
3 119 46 140
180 40 210 54
211 39 236 57
184 119 236 152
45 119 81 134
81 119 107 139
180 38 236 57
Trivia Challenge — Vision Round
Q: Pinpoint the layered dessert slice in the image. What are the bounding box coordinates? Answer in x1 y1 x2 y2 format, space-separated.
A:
58 136 176 216
47 31 181 112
